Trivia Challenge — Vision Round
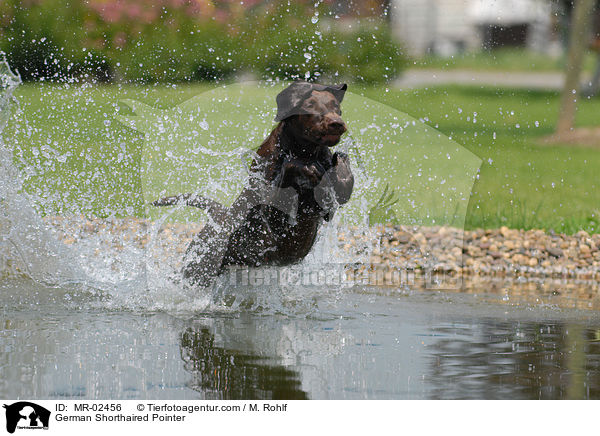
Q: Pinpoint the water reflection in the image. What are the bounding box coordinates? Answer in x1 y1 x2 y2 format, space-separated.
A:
2 287 600 399
426 320 600 399
180 325 307 399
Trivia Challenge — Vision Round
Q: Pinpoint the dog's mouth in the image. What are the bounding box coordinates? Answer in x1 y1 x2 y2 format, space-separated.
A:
320 133 342 145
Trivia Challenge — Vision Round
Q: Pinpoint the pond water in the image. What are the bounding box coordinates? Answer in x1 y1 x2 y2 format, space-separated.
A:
2 279 600 400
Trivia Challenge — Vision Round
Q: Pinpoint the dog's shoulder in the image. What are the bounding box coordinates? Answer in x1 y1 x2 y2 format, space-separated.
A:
252 123 284 181
256 122 282 159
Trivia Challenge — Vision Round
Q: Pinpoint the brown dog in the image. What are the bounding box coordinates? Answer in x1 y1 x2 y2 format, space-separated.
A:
153 82 354 287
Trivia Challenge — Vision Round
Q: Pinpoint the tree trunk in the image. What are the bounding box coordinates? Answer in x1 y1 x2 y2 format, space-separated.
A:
556 0 596 135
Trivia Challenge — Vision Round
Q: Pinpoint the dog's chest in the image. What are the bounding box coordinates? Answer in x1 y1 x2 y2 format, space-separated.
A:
266 211 321 264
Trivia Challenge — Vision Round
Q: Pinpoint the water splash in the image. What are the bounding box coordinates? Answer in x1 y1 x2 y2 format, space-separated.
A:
1 69 480 315
0 58 85 287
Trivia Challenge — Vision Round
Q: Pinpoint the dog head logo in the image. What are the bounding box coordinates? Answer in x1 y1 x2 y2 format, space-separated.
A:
3 402 50 434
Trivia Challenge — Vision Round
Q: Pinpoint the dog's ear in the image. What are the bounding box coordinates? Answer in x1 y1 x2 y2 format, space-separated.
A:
275 81 313 122
325 83 347 104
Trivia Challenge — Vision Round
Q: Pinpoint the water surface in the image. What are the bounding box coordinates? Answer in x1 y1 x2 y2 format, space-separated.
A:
2 280 599 400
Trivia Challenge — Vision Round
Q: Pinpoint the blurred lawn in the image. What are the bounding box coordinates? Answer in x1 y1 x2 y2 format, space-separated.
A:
6 82 215 216
412 48 600 74
359 85 600 233
7 82 600 234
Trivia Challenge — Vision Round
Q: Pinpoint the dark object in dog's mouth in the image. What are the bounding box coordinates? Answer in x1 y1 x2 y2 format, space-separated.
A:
321 134 342 145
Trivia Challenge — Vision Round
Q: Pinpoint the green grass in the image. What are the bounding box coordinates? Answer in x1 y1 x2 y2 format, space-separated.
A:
412 47 600 74
5 81 600 234
5 82 215 216
358 85 600 233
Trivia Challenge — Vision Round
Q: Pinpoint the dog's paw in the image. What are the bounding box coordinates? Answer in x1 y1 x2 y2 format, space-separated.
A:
332 152 350 168
301 163 325 187
333 152 352 180
281 159 324 190
330 152 354 204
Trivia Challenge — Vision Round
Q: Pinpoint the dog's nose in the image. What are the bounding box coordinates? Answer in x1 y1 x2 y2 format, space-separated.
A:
326 116 347 134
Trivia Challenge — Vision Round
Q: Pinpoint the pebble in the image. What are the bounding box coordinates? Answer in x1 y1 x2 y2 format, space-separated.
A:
547 247 563 257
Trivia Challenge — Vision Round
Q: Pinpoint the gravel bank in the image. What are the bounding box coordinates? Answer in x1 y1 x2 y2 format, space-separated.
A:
361 224 600 281
33 217 600 309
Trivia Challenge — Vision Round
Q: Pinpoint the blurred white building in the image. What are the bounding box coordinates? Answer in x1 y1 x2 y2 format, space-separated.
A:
390 0 555 56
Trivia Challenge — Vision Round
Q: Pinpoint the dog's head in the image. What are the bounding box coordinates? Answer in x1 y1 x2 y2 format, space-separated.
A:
275 81 347 148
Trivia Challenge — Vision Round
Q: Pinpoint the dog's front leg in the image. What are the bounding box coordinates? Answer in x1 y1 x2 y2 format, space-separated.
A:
312 153 353 221
330 152 354 205
277 158 325 191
